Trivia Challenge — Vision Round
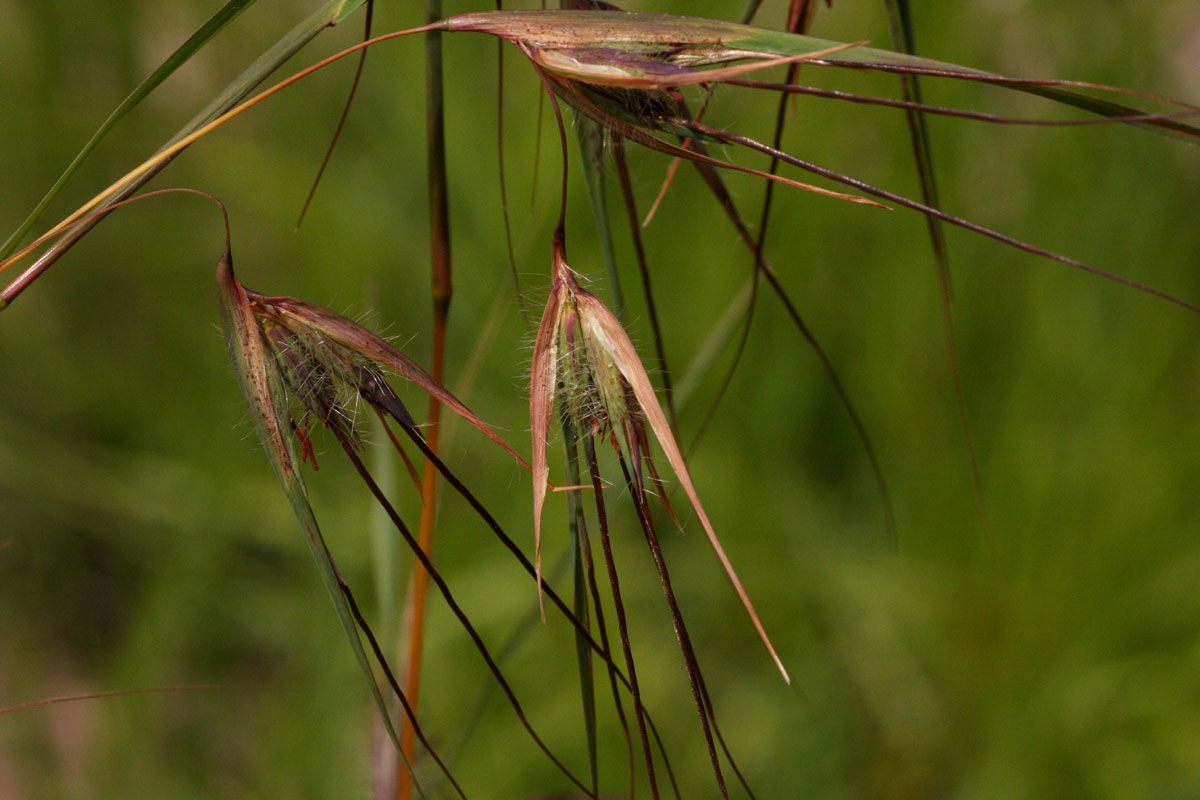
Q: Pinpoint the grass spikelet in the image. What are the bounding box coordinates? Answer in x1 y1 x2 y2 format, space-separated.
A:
531 237 789 683
246 292 530 468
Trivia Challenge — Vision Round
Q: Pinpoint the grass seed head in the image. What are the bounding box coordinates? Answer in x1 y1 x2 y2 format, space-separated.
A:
530 239 791 681
247 292 527 466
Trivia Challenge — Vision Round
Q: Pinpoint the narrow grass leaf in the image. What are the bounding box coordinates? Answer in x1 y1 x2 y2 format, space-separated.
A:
881 0 989 537
445 10 1200 142
0 0 261 259
563 419 598 797
576 116 627 320
0 0 372 307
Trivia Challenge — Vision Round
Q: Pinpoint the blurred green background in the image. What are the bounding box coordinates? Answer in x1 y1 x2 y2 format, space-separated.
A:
3 1 1200 797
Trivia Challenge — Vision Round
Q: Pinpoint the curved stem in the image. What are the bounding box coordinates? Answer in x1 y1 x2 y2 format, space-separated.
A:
0 23 441 282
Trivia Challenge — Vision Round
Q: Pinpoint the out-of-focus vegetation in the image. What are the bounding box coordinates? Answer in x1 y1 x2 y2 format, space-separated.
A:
2 1 1200 797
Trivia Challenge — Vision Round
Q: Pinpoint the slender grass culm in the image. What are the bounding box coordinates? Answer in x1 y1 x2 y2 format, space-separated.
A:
2 2 1199 798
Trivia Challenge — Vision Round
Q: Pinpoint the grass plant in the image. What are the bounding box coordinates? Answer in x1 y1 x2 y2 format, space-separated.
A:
2 1 1199 797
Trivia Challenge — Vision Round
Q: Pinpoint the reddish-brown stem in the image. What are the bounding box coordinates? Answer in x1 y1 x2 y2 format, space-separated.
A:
583 435 662 800
333 421 590 797
295 0 375 230
614 436 729 800
1 187 230 307
387 412 683 799
397 308 446 797
0 685 215 716
397 5 453 798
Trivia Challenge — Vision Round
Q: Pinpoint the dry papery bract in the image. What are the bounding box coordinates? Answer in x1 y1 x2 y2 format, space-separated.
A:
532 241 789 682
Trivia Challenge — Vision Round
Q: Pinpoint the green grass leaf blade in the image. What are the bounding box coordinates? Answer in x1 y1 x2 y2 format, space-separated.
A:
4 0 372 305
563 419 599 796
281 463 409 761
735 28 1200 142
449 11 1200 143
175 0 369 140
881 0 946 270
880 1 987 529
576 117 627 320
0 0 261 259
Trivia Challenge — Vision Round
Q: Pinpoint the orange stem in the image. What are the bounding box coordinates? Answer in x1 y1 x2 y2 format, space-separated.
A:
397 6 452 797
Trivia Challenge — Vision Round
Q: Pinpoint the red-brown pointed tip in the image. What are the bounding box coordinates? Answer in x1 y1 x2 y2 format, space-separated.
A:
215 248 236 288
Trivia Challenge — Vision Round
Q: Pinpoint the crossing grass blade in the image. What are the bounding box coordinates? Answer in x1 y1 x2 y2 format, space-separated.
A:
880 0 989 536
0 0 373 308
576 115 628 321
0 0 262 259
445 10 1200 142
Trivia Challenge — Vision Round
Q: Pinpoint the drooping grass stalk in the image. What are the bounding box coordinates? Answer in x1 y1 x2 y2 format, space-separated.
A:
246 269 689 796
296 0 376 229
219 260 432 791
528 76 765 778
